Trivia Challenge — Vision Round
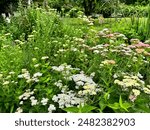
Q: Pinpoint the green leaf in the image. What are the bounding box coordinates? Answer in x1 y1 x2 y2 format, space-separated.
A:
10 105 14 113
119 95 123 107
63 107 79 113
99 99 107 111
104 92 110 101
119 96 131 112
80 105 97 113
122 102 132 109
107 103 120 110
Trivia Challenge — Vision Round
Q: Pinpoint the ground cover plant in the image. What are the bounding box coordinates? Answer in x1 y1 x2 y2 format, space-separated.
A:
0 1 150 113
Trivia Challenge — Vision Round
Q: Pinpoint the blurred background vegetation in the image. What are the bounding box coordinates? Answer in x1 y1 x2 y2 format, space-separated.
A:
0 0 149 41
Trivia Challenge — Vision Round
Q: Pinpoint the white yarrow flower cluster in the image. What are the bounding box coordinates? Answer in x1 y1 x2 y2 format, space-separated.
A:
54 80 63 88
52 91 85 109
71 73 97 87
52 63 80 80
3 81 10 85
18 69 42 83
15 107 23 113
48 104 56 113
41 98 49 105
31 98 38 106
19 89 35 100
41 56 49 60
70 72 101 96
114 75 145 90
33 72 42 77
18 69 30 80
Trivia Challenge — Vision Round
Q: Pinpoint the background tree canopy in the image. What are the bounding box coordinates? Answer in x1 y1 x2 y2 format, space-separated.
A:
0 0 149 17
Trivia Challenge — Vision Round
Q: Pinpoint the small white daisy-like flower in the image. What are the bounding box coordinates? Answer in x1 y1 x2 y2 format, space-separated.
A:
31 99 38 106
0 74 3 78
41 56 49 60
93 50 100 54
15 107 23 113
30 96 35 100
22 69 28 73
9 71 15 75
33 72 42 77
34 64 40 68
41 98 49 105
18 74 23 78
19 101 23 105
48 104 56 113
3 81 10 85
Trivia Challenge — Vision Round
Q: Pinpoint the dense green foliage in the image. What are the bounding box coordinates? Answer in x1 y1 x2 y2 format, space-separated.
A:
0 1 150 113
121 0 149 5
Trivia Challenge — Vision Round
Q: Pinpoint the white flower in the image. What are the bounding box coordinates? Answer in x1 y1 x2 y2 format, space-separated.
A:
22 69 28 73
30 96 35 100
41 98 49 105
71 73 96 86
54 80 63 88
137 72 143 78
132 57 138 62
90 72 95 78
71 47 77 52
41 56 49 60
34 64 40 68
6 17 11 23
19 90 34 100
113 74 118 78
143 87 150 94
93 50 100 54
0 74 3 78
6 75 11 79
19 95 23 100
19 101 23 105
52 95 59 102
52 91 85 108
31 99 38 106
33 72 42 77
9 71 15 75
48 104 56 113
22 73 30 80
18 74 23 78
147 85 150 89
26 79 33 83
32 77 39 82
76 81 84 86
3 81 10 85
52 66 64 72
132 89 140 96
15 107 23 113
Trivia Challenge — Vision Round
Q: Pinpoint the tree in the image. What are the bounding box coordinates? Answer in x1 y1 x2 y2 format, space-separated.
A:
120 0 149 5
75 0 119 17
0 0 18 16
0 0 46 17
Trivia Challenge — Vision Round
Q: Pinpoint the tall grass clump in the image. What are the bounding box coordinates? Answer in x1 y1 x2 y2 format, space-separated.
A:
6 4 66 68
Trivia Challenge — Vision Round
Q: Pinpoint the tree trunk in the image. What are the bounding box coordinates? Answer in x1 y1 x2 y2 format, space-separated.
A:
83 0 94 16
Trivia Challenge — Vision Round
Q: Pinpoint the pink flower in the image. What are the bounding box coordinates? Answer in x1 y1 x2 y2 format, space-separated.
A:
106 34 114 38
134 42 150 48
128 42 150 48
103 44 110 47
